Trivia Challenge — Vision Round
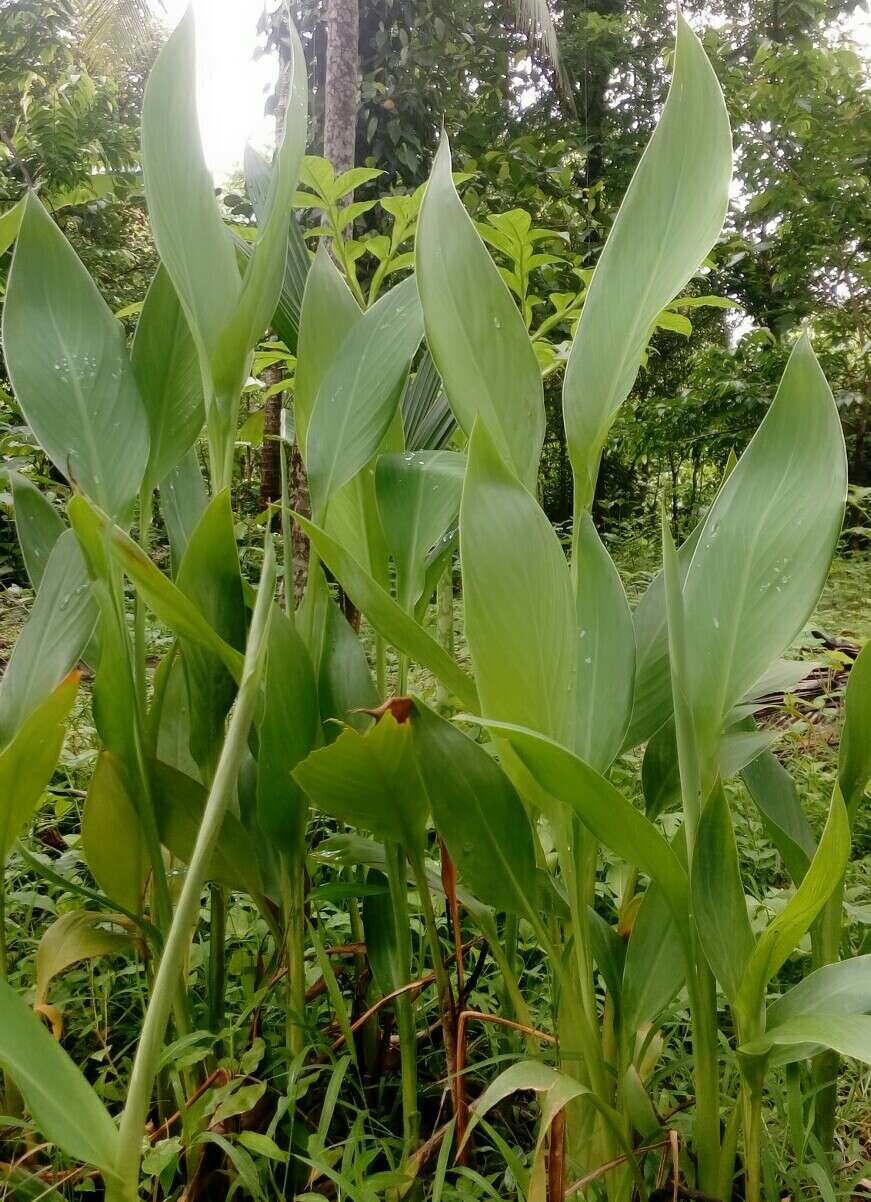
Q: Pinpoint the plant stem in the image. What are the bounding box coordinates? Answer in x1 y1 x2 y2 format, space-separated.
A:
741 1081 763 1202
110 550 274 1202
411 854 458 1112
207 883 226 1034
279 439 293 617
385 841 420 1155
281 847 307 1056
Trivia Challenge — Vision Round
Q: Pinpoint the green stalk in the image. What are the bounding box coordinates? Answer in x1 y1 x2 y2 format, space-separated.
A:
133 489 152 718
279 439 293 617
741 1081 763 1202
207 883 226 1033
385 841 420 1155
281 846 307 1056
434 562 454 712
110 547 275 1202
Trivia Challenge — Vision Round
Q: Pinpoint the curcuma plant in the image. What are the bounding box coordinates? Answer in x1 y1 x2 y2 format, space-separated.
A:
0 5 868 1202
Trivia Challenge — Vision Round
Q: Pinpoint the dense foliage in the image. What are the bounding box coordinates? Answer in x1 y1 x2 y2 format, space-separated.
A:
0 3 869 1202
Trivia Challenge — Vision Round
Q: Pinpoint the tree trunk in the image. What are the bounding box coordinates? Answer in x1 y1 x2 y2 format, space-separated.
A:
323 0 359 176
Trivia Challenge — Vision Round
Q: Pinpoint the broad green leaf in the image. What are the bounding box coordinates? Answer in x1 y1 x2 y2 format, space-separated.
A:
0 534 92 748
409 701 539 919
474 717 691 945
839 639 871 816
294 711 428 855
295 513 478 712
363 870 404 997
11 472 64 590
306 276 424 520
416 135 545 489
682 336 846 760
740 1015 871 1065
82 753 149 914
573 514 634 769
256 608 319 854
741 751 814 885
176 491 246 773
36 910 133 1005
160 447 208 575
0 197 24 255
75 496 244 680
719 727 780 778
463 1060 637 1195
0 672 79 862
662 512 702 825
151 759 265 897
768 956 871 1029
3 193 149 518
318 593 379 737
133 265 203 494
563 12 731 511
375 450 464 611
141 8 241 372
736 786 850 1023
218 19 307 381
294 247 361 447
692 785 754 1005
626 500 705 750
641 719 681 821
622 872 685 1038
0 978 120 1176
460 421 575 744
68 496 140 773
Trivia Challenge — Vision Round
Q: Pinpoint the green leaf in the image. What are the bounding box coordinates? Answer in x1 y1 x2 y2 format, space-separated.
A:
460 421 575 744
622 871 685 1038
133 265 204 494
256 608 319 854
0 197 24 255
220 20 307 382
416 135 545 489
175 491 246 773
11 472 64 590
736 786 850 1023
626 506 704 750
375 450 464 612
82 752 149 915
295 514 478 712
573 514 635 770
0 978 120 1176
740 751 814 885
740 1015 871 1066
77 497 244 681
0 534 92 749
768 956 871 1029
294 711 428 855
0 672 79 863
3 193 149 518
141 8 241 373
562 12 731 511
682 335 846 761
839 639 871 816
317 592 379 737
36 910 133 1005
306 276 423 520
641 719 681 821
294 248 362 447
409 701 538 921
692 785 755 1005
151 760 265 897
473 717 691 945
160 448 208 575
